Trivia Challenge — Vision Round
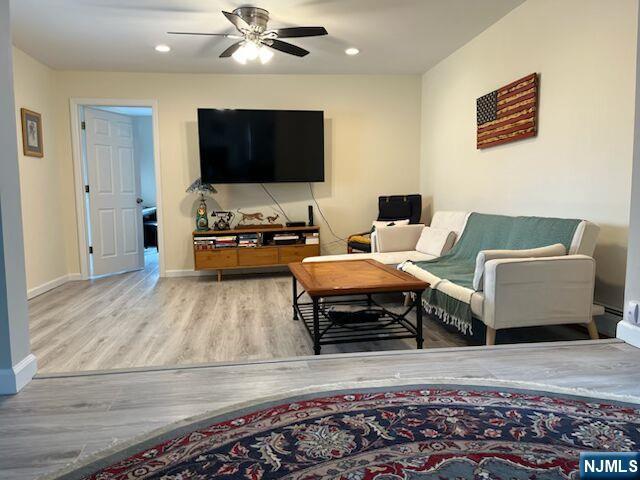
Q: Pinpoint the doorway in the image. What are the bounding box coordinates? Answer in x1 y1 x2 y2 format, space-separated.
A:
71 100 164 279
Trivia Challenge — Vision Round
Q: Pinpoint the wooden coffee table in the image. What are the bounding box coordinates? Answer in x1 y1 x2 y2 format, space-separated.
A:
289 259 429 355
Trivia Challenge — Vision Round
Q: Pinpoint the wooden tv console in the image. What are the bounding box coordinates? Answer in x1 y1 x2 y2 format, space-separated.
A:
193 225 320 281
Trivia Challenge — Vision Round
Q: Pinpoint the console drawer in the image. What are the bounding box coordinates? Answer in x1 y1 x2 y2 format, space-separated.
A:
279 245 321 263
238 247 278 266
195 249 238 269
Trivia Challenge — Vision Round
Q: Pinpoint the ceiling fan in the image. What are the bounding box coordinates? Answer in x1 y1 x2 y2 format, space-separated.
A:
168 7 328 64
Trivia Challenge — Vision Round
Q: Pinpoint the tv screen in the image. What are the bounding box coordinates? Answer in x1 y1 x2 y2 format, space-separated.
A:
198 109 325 183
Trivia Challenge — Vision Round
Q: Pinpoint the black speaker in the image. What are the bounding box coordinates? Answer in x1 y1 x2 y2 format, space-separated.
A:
308 205 314 226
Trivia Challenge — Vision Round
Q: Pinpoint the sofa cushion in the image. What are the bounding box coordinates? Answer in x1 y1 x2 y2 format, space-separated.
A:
415 227 457 257
303 250 437 265
472 243 567 291
430 211 470 241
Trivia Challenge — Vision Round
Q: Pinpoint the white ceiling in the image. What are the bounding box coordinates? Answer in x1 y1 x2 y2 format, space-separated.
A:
10 0 524 75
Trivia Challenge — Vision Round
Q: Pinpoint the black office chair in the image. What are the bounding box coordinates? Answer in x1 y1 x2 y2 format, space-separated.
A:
347 194 422 253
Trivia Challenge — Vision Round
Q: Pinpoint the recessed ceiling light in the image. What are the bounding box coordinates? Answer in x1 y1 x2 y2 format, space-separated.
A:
345 47 359 56
155 44 171 53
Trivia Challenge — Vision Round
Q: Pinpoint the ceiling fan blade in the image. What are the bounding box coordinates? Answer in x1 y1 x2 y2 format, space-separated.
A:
167 32 240 38
222 10 251 32
267 39 309 57
219 42 243 58
274 26 328 38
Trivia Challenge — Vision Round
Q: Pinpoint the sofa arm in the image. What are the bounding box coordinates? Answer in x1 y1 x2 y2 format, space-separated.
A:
472 244 566 291
376 224 425 253
483 255 595 330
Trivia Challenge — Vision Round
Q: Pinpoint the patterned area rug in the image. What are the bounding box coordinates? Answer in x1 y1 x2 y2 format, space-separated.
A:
54 385 640 480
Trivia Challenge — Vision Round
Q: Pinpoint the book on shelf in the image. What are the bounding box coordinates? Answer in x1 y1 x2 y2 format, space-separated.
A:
238 239 258 247
214 243 237 248
273 234 300 240
194 240 215 251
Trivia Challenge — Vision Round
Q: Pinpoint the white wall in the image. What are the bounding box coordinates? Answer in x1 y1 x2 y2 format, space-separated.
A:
50 72 422 275
9 49 421 280
621 1 640 328
0 0 35 394
133 116 156 207
12 48 69 295
420 0 638 309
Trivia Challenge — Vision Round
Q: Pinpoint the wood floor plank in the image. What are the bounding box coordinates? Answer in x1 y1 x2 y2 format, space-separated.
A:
28 253 596 373
1 341 639 480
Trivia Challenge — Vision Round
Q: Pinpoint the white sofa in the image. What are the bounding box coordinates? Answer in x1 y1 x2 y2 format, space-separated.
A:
304 211 602 345
305 211 469 265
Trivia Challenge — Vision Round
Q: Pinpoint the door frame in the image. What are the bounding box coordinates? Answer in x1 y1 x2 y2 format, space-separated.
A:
70 98 165 279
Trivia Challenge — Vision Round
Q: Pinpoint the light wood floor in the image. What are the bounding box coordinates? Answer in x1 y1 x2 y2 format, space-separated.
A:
29 252 595 373
1 340 639 480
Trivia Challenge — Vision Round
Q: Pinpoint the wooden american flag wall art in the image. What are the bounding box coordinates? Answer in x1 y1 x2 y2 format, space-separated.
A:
476 73 538 149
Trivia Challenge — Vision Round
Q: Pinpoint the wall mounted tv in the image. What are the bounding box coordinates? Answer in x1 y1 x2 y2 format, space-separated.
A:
198 109 325 183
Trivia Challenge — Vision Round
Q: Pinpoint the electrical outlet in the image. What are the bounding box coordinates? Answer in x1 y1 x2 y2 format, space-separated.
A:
626 301 640 324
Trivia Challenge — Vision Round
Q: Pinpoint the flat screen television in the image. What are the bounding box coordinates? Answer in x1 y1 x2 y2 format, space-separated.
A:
198 109 325 183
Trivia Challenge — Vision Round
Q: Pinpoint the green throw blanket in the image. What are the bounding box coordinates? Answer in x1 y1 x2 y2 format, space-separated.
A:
404 213 581 335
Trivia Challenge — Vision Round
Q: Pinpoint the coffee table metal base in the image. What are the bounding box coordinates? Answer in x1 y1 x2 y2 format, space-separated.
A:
293 278 424 355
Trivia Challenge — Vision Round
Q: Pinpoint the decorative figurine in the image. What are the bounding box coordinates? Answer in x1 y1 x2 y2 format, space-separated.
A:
267 213 280 224
196 202 208 230
236 210 265 224
212 211 234 231
186 178 217 231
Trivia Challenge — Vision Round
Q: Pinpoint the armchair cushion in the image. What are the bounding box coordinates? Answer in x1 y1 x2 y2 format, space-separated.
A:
378 194 421 224
348 234 371 245
415 227 457 257
472 243 567 291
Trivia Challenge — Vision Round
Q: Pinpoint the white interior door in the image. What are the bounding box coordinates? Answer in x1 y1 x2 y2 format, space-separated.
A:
84 107 144 276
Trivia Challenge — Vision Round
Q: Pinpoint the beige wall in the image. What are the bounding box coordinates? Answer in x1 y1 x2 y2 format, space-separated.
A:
420 0 638 309
12 48 69 294
45 71 421 275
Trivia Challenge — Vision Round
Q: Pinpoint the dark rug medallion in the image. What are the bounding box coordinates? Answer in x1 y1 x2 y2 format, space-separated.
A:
60 386 640 480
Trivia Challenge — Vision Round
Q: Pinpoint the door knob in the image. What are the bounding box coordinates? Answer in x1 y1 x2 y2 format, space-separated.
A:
136 198 143 204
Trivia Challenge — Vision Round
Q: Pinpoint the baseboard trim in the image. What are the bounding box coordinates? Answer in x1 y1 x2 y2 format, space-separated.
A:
617 321 640 348
0 353 37 395
164 269 217 278
164 267 287 278
594 308 622 338
27 273 82 299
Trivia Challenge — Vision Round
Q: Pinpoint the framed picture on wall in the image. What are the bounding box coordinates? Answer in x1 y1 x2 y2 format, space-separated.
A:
20 108 43 157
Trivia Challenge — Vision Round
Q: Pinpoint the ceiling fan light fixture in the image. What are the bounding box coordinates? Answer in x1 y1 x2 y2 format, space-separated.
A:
259 46 274 64
243 41 260 61
155 44 171 53
232 47 248 64
345 47 359 56
170 7 327 62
